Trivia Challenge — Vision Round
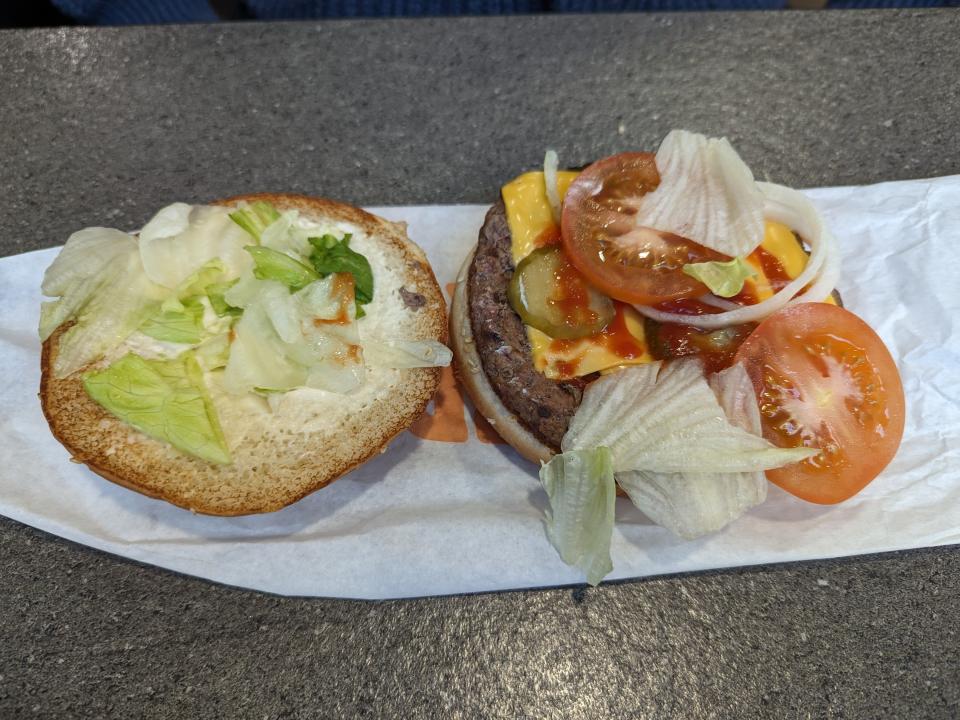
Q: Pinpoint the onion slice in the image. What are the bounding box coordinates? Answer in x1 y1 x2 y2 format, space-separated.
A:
543 149 561 223
697 294 742 312
634 182 838 328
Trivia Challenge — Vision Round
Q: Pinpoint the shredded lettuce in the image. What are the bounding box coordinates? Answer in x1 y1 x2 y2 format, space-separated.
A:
245 245 319 291
139 204 252 290
139 297 206 344
166 260 228 307
195 333 231 371
138 202 191 245
682 257 756 298
308 234 373 316
259 210 316 258
51 251 164 378
638 130 765 257
222 273 261 309
614 364 771 539
539 447 616 586
229 201 281 242
41 227 136 299
563 360 816 474
39 227 140 341
259 280 302 343
83 352 231 464
223 302 307 394
206 280 242 317
221 273 368 396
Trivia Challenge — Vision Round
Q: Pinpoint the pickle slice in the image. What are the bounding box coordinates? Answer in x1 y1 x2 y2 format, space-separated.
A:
508 246 615 340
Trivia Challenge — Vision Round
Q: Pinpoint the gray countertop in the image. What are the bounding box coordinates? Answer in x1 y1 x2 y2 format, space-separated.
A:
1 10 958 718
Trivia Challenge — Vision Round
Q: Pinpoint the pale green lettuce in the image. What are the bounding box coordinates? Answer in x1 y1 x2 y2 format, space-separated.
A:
229 201 281 242
139 204 251 289
539 447 616 586
83 352 230 464
139 298 206 344
682 256 756 298
245 245 319 291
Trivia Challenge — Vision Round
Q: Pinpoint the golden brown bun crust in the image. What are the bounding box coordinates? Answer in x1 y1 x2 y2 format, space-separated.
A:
40 193 446 516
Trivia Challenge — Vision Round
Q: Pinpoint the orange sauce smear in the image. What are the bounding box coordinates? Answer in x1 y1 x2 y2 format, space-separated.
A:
549 253 600 329
548 303 646 377
313 273 356 326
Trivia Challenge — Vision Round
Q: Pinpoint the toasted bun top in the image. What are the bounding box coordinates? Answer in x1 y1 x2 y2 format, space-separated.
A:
40 193 447 515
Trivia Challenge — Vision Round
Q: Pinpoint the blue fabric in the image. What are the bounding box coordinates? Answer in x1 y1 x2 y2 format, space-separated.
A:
549 0 784 8
245 0 785 14
51 0 958 23
245 0 545 17
53 0 218 24
829 0 952 5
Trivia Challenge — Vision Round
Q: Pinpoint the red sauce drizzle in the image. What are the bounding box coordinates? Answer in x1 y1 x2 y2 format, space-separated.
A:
754 247 792 290
547 303 646 378
554 359 580 377
534 225 561 249
652 298 724 316
313 273 356 326
727 280 759 305
600 303 646 359
549 253 600 330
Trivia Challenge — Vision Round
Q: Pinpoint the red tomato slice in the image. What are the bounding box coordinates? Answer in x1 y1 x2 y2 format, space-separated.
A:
560 152 725 305
734 303 905 504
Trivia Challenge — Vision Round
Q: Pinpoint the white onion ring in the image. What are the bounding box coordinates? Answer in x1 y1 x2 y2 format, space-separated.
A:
790 227 841 306
634 182 836 328
544 149 561 223
697 294 742 311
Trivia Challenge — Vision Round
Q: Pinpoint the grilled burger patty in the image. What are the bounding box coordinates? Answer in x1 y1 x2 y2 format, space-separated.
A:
467 201 583 450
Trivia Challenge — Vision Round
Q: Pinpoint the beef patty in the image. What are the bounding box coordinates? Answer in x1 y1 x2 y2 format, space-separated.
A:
467 201 583 450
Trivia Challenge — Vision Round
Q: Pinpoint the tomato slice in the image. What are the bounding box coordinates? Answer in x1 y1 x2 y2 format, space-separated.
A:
560 152 725 305
734 303 905 504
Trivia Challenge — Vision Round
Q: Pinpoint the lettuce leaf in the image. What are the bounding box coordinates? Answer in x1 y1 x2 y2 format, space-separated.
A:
245 246 319 292
539 447 616 586
206 280 242 317
139 297 206 344
222 302 308 394
39 227 139 341
52 251 164 378
614 364 769 539
682 256 756 298
308 234 373 315
83 352 230 464
563 360 816 474
229 201 281 242
167 260 228 305
221 276 367 396
139 205 251 290
195 333 231 371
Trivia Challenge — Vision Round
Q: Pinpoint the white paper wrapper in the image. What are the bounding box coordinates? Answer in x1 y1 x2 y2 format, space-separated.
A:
2 176 959 599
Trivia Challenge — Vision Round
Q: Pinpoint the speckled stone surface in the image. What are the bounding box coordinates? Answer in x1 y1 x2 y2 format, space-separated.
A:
1 10 959 719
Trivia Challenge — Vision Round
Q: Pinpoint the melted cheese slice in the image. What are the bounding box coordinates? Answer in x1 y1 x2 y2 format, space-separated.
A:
501 171 830 380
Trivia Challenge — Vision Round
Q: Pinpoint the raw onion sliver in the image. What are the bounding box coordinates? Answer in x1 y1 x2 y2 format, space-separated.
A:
544 149 561 223
634 182 836 328
698 294 742 311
